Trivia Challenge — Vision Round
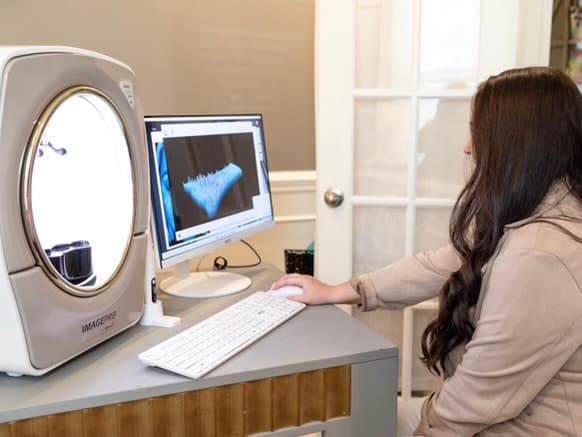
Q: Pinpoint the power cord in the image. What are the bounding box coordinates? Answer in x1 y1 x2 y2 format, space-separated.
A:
195 239 262 272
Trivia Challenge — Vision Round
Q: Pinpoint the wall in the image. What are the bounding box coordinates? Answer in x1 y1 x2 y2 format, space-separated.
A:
0 0 315 171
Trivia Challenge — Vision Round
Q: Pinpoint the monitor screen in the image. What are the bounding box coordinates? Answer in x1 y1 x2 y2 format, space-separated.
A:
145 114 274 270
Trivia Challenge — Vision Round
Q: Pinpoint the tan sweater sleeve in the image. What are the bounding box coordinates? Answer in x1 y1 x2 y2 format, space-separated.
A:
350 245 461 311
417 249 582 436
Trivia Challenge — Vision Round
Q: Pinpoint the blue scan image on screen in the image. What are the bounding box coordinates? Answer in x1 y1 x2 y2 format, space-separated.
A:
156 142 177 242
183 163 244 218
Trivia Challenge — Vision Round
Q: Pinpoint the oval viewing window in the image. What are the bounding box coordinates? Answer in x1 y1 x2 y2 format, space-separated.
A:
23 87 135 296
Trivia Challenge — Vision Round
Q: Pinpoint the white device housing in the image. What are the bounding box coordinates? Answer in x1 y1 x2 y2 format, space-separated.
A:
0 46 149 376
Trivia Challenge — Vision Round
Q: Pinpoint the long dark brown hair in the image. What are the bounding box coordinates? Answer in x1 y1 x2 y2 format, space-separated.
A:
420 67 582 375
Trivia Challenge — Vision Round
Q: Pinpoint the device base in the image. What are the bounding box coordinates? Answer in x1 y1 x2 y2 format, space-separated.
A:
160 271 251 298
140 301 181 328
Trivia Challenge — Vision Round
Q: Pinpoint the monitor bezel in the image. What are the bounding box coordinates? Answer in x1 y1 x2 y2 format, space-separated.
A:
144 113 275 270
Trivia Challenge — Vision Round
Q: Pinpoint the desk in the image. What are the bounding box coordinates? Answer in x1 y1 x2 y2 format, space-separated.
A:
0 264 398 436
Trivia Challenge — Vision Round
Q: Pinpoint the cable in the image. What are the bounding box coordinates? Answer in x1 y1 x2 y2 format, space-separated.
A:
212 239 262 271
195 255 208 272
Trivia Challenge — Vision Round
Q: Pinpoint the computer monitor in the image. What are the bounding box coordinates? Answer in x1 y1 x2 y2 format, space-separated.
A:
145 114 274 298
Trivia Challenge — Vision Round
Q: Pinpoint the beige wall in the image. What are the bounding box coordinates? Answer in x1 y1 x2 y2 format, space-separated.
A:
0 0 315 170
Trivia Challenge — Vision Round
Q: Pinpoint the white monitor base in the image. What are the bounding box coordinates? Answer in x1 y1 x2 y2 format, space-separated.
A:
140 301 181 328
160 271 251 298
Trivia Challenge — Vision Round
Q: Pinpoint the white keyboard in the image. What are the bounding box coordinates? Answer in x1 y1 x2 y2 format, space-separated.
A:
139 291 305 379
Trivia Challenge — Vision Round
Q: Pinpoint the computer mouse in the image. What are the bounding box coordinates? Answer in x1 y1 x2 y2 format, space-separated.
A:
269 285 304 298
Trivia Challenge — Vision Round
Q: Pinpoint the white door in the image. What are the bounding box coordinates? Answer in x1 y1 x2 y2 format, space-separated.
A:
315 0 552 398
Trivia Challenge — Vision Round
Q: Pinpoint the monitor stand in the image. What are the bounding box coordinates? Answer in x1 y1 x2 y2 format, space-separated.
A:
159 261 251 298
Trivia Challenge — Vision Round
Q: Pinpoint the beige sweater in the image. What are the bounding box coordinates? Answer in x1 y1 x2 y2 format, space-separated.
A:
352 185 582 436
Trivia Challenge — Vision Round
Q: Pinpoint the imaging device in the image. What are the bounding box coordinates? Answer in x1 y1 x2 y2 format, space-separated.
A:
0 46 149 376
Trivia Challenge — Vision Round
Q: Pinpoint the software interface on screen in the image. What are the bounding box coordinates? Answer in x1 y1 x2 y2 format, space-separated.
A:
145 115 273 266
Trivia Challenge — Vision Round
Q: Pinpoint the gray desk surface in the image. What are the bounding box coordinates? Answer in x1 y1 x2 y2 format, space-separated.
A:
0 264 397 423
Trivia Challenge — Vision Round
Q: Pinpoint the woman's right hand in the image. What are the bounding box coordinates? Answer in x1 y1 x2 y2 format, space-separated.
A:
271 274 361 306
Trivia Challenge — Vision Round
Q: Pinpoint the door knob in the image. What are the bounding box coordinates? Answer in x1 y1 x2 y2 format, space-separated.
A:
324 188 344 208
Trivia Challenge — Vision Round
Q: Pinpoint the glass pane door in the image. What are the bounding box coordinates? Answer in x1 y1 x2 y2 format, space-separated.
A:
352 0 478 397
315 0 551 401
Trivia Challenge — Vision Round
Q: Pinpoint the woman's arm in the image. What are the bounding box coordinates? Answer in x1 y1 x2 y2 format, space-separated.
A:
353 245 460 311
272 245 460 309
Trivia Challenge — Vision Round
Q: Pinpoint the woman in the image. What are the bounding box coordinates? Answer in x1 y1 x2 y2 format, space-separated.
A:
273 67 582 436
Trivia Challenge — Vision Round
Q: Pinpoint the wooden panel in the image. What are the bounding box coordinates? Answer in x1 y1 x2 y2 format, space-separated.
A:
243 379 272 435
0 423 10 437
47 410 84 437
117 399 153 437
272 374 299 429
324 366 351 419
152 393 185 437
215 385 244 437
4 366 352 436
12 417 48 437
84 405 117 437
299 369 325 424
184 389 215 437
